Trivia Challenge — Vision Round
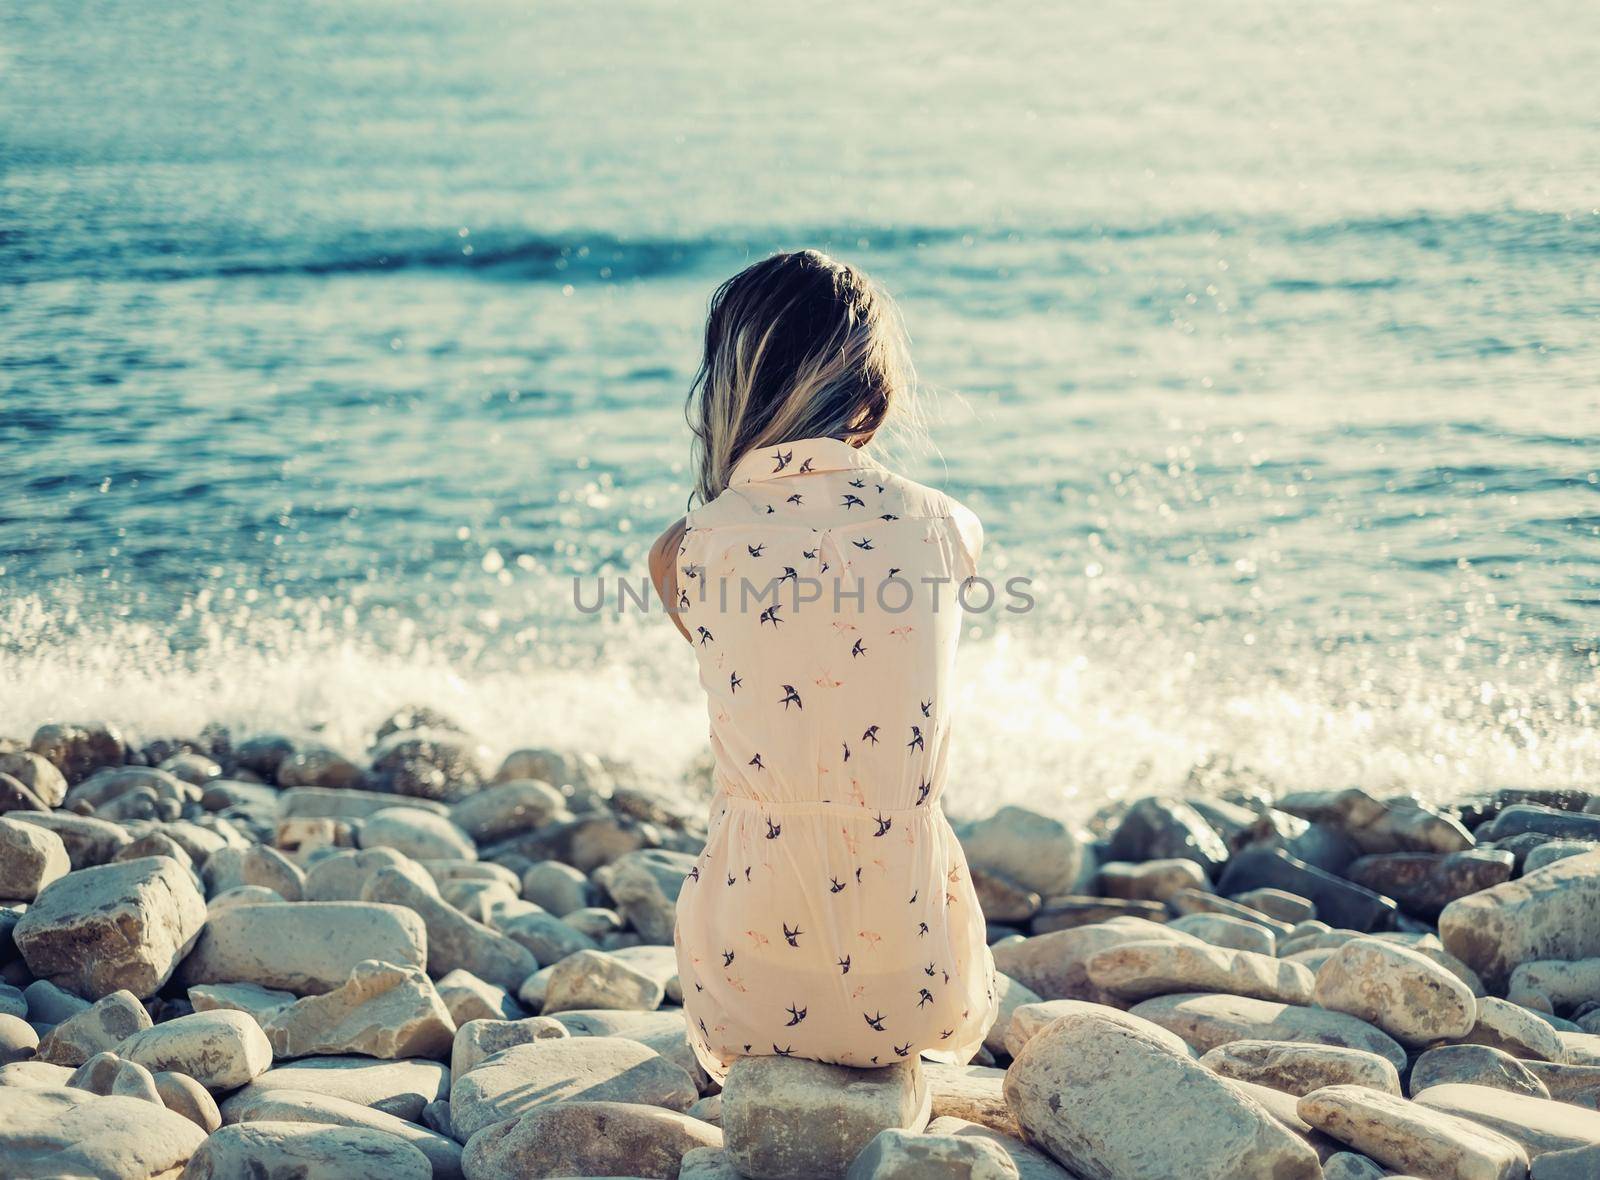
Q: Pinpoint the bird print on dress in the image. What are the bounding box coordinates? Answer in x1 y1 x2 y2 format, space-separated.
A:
671 436 993 1082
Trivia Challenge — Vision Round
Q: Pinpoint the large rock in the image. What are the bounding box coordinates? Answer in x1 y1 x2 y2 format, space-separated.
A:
1439 850 1600 990
1107 796 1230 877
36 989 153 1066
921 1116 1078 1179
924 1062 1017 1138
1461 996 1566 1061
179 900 427 994
1200 1039 1401 1096
989 917 1201 1001
1030 895 1168 934
0 751 69 808
1004 998 1195 1059
223 1056 451 1122
7 810 132 867
1129 992 1407 1070
1086 939 1314 1004
1218 847 1397 932
1536 1144 1600 1179
154 1070 223 1132
362 807 478 863
450 1036 697 1140
30 721 127 785
362 866 536 991
518 859 590 916
202 844 305 901
1096 858 1210 902
0 1085 207 1178
221 1086 464 1180
722 1056 930 1180
984 972 1042 1056
117 1009 274 1090
67 1051 164 1103
280 787 448 821
1169 911 1277 955
1345 850 1515 921
1414 1083 1600 1159
540 947 664 1013
955 806 1082 899
845 1122 1065 1179
462 1100 723 1179
450 780 566 844
261 959 455 1060
450 1015 570 1080
301 847 425 902
1509 959 1600 1016
595 848 694 944
1297 1084 1527 1180
1412 1045 1552 1099
0 1015 38 1065
0 817 70 900
1313 937 1477 1046
1004 1008 1320 1180
181 1121 433 1180
15 855 206 999
436 968 523 1025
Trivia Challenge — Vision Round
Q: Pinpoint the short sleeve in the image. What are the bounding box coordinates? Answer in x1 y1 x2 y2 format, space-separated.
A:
948 501 984 580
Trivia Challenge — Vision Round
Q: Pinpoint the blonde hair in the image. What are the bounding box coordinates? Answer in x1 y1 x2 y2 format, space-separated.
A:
686 250 916 505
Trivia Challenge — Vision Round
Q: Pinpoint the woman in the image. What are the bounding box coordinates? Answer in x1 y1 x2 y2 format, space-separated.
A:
649 250 997 1082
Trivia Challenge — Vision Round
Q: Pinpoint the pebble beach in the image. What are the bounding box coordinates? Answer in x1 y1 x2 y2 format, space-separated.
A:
2 712 1599 1178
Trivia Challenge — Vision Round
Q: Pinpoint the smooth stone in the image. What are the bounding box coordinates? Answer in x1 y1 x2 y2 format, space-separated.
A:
36 988 153 1066
1129 992 1408 1071
1508 960 1600 1017
540 947 664 1013
1484 805 1600 843
1029 895 1168 934
1232 887 1317 924
1322 1151 1389 1180
461 1100 723 1179
0 771 50 815
0 1085 207 1178
1005 1008 1319 1180
956 805 1083 899
181 1121 433 1180
363 866 537 991
1167 888 1296 937
202 844 305 901
222 1086 464 1180
117 1009 274 1090
983 972 1041 1057
0 981 24 1018
437 968 524 1025
1221 1075 1347 1162
970 865 1043 922
1107 795 1230 877
1097 858 1209 902
207 884 285 914
276 746 367 790
989 917 1201 1001
1218 846 1397 932
22 978 91 1024
301 846 428 901
1415 1083 1600 1158
1412 1045 1552 1099
921 1116 1079 1179
1200 1039 1401 1096
923 1062 1018 1137
281 787 449 820
146 1071 222 1137
0 1059 74 1087
1087 939 1314 1004
1345 851 1515 921
0 751 70 808
362 807 478 863
15 855 207 999
224 1055 451 1121
519 859 590 916
1527 1062 1600 1109
1004 998 1195 1059
0 817 70 900
450 1015 570 1080
1276 789 1473 855
450 779 566 844
1314 937 1477 1046
1297 1084 1528 1180
450 1036 697 1141
1460 996 1566 1062
680 1146 747 1180
1439 851 1600 991
5 810 131 868
1525 842 1600 874
1169 911 1276 955
68 1050 164 1103
593 847 695 945
1534 1144 1600 1178
179 899 428 994
260 959 456 1060
722 1055 930 1180
608 943 684 1003
1558 1031 1600 1067
845 1124 1032 1179
189 981 298 1024
497 908 600 964
0 1013 38 1064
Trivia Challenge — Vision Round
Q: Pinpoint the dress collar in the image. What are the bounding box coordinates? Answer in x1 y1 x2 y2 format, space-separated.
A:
726 436 881 487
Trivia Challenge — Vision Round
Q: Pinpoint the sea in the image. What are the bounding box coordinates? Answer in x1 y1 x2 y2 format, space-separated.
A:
3 1 1597 819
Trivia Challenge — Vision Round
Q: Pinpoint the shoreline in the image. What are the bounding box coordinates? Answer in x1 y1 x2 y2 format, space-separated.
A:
2 711 1598 1176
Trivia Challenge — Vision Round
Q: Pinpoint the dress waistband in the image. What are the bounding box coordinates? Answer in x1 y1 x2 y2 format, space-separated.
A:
715 790 938 819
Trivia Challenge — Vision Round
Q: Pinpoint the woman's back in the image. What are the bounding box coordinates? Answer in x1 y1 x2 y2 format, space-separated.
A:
671 435 996 1079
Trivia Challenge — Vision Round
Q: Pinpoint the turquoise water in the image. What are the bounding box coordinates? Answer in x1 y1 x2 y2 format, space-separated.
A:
3 1 1597 813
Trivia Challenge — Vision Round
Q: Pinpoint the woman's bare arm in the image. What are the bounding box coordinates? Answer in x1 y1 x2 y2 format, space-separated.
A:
648 516 692 643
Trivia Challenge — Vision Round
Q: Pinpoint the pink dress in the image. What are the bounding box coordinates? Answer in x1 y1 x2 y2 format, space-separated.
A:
671 435 998 1082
